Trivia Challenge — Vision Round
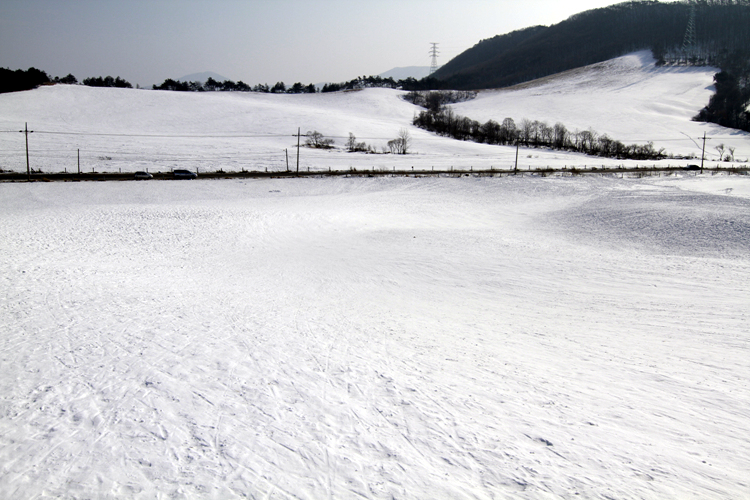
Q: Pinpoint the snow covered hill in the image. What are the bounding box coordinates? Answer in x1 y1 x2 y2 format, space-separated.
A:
0 51 748 175
455 51 743 163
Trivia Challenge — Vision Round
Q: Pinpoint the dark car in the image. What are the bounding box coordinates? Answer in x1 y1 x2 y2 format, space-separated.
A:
173 169 198 179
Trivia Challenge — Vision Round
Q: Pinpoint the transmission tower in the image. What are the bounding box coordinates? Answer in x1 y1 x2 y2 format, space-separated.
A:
429 43 440 75
681 3 697 53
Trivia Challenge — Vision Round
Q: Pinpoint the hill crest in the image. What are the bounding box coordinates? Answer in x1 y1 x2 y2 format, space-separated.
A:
433 1 750 90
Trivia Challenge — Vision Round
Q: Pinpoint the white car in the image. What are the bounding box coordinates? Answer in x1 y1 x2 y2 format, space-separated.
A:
134 171 153 180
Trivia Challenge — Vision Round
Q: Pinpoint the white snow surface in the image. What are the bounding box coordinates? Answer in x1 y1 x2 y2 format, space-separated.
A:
1 175 749 499
454 51 748 163
1 51 748 175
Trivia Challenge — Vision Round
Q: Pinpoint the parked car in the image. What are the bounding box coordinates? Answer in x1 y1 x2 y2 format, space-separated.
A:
173 169 197 179
134 171 153 180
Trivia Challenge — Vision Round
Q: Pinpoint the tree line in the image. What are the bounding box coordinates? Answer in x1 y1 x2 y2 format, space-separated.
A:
152 78 317 93
1 67 54 93
304 129 411 155
83 76 132 88
0 68 135 93
321 75 441 92
0 66 436 96
412 93 666 161
694 69 750 131
152 75 436 94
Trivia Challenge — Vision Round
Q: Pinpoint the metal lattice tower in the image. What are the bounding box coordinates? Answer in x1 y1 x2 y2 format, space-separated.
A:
429 43 440 75
681 3 697 52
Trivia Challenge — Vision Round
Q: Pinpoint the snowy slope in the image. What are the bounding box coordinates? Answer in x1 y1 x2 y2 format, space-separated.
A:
1 51 748 175
1 175 749 499
455 51 747 162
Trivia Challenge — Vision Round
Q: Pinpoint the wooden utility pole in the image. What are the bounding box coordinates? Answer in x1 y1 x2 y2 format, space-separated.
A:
700 132 707 171
296 128 301 174
285 148 289 171
77 148 80 174
514 140 520 171
22 123 32 181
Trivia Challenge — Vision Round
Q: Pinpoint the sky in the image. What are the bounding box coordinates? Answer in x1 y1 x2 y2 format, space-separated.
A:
1 0 630 88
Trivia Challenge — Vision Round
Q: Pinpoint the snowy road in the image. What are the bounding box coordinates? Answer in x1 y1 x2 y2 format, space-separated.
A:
1 176 749 499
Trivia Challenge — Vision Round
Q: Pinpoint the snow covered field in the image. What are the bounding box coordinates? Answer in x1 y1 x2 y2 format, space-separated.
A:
1 51 748 175
1 175 749 499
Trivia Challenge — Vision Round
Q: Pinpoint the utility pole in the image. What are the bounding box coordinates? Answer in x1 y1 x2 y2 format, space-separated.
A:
700 131 707 170
514 140 520 171
285 148 289 171
296 128 301 174
21 123 33 181
429 43 440 75
77 148 80 174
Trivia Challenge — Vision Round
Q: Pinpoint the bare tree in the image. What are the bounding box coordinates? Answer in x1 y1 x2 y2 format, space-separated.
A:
520 119 534 145
578 128 598 152
501 117 517 144
346 133 357 152
393 128 412 154
305 130 334 149
531 120 543 145
346 132 369 152
553 122 568 149
715 143 726 160
539 122 554 146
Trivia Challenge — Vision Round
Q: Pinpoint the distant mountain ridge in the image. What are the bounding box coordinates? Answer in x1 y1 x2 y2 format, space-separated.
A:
378 66 431 80
433 0 750 90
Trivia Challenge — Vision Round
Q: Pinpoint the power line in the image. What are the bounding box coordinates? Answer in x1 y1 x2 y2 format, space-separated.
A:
0 130 724 143
29 130 292 138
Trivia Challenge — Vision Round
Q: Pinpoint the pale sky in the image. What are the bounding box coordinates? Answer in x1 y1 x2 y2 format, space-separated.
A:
1 0 628 87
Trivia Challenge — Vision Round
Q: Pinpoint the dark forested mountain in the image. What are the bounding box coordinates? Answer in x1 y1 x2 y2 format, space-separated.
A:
433 1 750 90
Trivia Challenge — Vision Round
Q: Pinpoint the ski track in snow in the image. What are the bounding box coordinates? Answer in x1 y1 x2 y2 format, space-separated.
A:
1 176 749 499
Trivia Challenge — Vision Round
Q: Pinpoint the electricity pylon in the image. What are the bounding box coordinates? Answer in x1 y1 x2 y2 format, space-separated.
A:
429 43 440 75
681 3 697 53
